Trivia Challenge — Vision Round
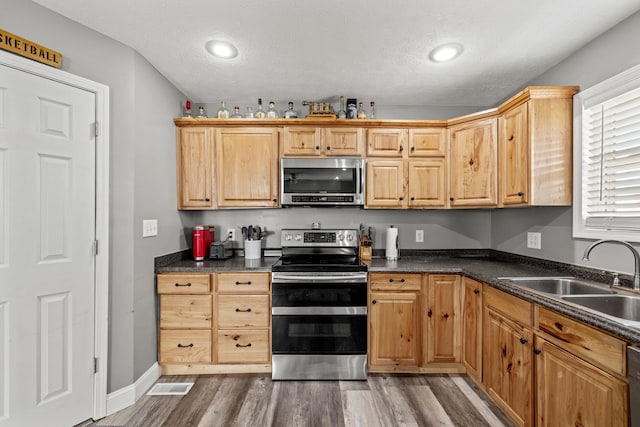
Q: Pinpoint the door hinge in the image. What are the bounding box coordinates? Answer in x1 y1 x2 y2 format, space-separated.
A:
94 122 100 137
93 240 99 256
94 357 99 374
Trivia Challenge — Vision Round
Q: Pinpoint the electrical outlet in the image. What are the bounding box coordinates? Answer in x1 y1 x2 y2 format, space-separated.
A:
416 229 424 243
143 219 158 237
527 232 541 250
227 228 236 241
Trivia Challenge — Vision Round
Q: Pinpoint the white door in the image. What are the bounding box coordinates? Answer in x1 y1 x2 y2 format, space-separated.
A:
0 64 96 426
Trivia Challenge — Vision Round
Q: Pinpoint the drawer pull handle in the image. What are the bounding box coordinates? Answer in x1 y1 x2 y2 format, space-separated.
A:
235 308 252 313
235 281 252 285
474 289 480 295
389 278 406 283
175 283 192 287
236 343 252 348
520 337 528 345
177 343 194 348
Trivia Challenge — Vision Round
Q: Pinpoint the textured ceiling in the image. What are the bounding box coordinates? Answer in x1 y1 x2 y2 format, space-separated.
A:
33 0 640 109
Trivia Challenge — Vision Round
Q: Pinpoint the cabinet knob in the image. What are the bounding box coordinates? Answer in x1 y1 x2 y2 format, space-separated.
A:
273 198 277 203
519 337 528 345
450 197 454 201
315 146 320 150
372 300 377 304
326 146 331 150
399 197 404 201
508 135 514 141
205 198 210 202
474 288 480 295
410 197 415 201
427 309 433 317
534 348 542 355
399 146 404 152
517 192 524 197
410 146 415 152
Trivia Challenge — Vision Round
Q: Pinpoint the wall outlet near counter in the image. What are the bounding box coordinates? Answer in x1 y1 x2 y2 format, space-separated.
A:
527 232 541 249
143 219 158 237
227 228 236 241
416 229 424 243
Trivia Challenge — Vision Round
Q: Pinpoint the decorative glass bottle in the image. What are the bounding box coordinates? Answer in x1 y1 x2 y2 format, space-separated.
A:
283 102 298 119
357 102 367 119
217 101 229 119
184 100 192 118
230 106 243 118
266 101 279 118
195 106 207 118
337 96 347 119
369 101 375 119
254 98 266 119
245 106 254 118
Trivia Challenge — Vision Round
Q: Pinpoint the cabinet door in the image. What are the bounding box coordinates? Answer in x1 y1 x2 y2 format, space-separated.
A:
216 127 279 207
408 159 446 208
324 127 363 156
176 127 214 209
462 277 482 381
535 337 627 427
367 128 408 157
425 275 460 364
366 160 407 208
448 118 498 207
282 127 321 156
369 292 420 366
408 128 446 157
483 307 533 427
500 103 529 205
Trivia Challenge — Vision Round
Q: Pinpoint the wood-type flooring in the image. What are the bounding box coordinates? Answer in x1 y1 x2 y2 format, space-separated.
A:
91 373 515 427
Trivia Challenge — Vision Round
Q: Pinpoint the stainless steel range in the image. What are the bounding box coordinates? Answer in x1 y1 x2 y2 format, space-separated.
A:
271 228 368 380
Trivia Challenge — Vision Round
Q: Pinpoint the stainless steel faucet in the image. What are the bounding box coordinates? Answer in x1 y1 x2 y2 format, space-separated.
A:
582 240 640 291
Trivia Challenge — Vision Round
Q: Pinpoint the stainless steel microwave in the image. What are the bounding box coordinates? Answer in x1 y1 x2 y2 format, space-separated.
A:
280 157 365 207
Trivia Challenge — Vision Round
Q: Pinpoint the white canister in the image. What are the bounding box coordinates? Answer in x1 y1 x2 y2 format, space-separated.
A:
244 239 262 259
386 226 399 261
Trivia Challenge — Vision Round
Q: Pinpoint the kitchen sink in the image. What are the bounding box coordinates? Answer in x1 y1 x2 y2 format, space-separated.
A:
499 277 616 295
561 295 640 324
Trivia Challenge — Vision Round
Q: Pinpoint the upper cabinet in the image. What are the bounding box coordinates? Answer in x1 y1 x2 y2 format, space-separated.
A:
216 127 279 207
366 126 447 158
408 128 446 157
448 115 499 207
176 126 215 209
498 86 578 206
367 128 408 157
282 126 363 156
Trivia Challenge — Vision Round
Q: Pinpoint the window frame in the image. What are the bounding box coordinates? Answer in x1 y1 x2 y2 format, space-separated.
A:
573 63 640 242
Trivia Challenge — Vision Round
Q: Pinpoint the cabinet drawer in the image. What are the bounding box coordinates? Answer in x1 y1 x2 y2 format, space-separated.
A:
370 273 422 291
218 295 270 328
536 306 627 377
217 330 270 364
483 285 532 327
157 273 211 294
160 295 212 329
159 330 211 364
217 272 270 294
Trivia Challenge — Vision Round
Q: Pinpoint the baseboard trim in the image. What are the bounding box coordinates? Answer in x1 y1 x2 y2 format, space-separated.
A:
105 362 162 416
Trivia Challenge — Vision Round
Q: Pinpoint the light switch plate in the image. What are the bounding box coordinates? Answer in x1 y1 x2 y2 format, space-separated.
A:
527 232 541 249
143 219 158 237
416 230 424 243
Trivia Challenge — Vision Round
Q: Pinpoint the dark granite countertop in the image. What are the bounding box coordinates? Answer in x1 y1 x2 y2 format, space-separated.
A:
155 250 640 344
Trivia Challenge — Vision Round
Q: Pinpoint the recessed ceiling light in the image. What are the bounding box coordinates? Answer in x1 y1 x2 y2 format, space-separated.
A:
429 43 463 63
205 40 238 59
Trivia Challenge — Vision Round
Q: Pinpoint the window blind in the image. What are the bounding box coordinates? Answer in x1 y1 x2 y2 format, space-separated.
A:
582 86 640 231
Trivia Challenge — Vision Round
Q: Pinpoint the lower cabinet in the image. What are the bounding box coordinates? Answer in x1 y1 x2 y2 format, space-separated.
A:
425 274 461 364
462 277 483 381
157 272 271 375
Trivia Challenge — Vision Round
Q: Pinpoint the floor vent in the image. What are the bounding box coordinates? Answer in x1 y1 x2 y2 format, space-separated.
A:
147 382 194 396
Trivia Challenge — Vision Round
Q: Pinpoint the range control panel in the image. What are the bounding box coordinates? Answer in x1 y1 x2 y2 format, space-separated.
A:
281 229 359 248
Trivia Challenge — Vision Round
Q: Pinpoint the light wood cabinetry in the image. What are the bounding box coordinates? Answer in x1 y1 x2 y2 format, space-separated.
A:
282 126 363 156
176 126 215 209
157 272 271 375
462 277 483 381
407 159 447 208
425 275 461 364
369 273 422 369
408 128 446 157
482 285 534 427
448 116 499 207
498 86 578 206
366 160 407 208
367 128 408 157
216 127 279 207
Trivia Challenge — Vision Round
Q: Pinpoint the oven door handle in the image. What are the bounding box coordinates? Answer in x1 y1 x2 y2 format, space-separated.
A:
271 273 368 283
272 306 367 316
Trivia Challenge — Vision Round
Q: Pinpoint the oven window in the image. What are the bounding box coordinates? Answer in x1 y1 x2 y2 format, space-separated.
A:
283 167 356 194
272 315 367 354
272 283 367 307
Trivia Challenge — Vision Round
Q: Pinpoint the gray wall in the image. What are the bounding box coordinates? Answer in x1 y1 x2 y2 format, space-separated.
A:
2 0 188 392
491 10 640 276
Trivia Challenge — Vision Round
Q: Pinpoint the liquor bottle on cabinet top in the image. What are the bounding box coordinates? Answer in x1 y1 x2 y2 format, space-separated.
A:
184 100 192 118
230 106 243 118
245 106 254 118
357 102 367 119
217 101 229 119
196 106 207 118
283 102 298 119
266 101 279 118
255 98 266 119
370 101 375 119
337 96 347 119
